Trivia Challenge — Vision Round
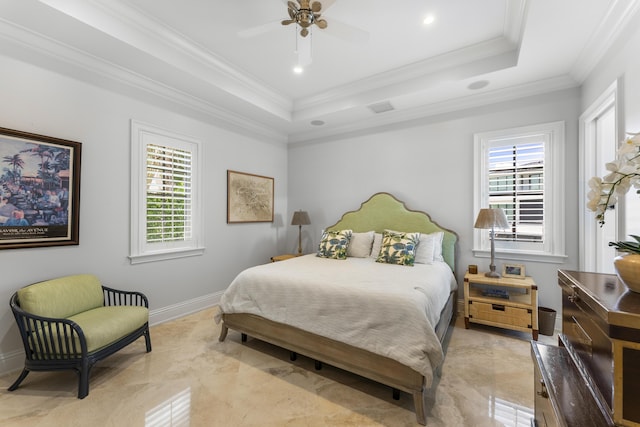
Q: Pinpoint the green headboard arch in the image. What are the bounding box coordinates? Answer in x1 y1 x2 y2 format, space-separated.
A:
326 192 458 271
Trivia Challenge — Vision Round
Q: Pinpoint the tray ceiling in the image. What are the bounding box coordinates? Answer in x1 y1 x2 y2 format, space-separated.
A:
0 0 638 143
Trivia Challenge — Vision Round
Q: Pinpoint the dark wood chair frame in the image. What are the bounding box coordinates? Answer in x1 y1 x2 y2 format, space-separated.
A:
8 285 152 398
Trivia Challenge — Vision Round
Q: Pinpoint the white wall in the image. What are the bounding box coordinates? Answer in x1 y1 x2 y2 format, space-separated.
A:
0 56 288 373
581 21 640 132
288 88 582 322
581 17 640 240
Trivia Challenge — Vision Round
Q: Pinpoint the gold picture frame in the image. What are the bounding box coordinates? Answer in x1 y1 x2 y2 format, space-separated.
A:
503 263 526 279
227 170 274 223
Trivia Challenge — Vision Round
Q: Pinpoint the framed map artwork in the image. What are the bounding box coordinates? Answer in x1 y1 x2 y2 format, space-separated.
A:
227 170 274 223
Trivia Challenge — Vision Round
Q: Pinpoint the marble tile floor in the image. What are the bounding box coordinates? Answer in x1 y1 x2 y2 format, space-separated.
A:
0 308 557 427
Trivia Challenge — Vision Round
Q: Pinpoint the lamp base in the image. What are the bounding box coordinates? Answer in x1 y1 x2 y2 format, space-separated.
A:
485 271 501 278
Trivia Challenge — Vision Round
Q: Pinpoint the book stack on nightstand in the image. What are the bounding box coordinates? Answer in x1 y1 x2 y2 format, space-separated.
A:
464 271 539 340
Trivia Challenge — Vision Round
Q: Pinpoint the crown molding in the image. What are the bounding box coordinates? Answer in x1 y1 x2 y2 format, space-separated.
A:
288 75 578 145
37 0 293 121
294 36 519 115
293 0 528 119
570 0 640 83
293 47 519 124
0 17 288 144
504 0 529 47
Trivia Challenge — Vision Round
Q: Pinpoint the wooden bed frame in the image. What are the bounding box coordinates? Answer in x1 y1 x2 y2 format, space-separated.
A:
218 192 458 425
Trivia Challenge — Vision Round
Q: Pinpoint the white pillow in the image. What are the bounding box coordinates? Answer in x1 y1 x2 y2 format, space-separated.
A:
347 231 375 258
415 231 445 264
370 232 383 258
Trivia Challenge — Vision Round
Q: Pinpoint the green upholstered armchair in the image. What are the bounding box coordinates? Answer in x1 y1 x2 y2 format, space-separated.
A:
8 274 151 398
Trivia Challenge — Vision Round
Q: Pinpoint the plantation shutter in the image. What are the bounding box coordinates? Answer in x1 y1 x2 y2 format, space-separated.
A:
145 143 192 243
488 141 544 243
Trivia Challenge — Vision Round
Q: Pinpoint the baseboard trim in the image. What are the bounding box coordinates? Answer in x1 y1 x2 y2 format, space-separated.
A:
0 291 223 377
149 291 222 326
0 349 24 379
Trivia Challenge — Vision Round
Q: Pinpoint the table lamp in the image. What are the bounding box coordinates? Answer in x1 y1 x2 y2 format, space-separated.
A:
291 210 311 255
474 208 509 278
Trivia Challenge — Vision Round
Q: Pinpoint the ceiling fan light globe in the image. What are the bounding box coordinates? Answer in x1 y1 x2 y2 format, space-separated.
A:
316 19 327 29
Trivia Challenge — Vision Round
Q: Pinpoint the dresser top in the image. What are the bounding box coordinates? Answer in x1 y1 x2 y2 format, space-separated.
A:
559 270 640 331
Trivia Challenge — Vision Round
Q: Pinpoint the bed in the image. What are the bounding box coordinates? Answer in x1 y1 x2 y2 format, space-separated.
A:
216 192 458 425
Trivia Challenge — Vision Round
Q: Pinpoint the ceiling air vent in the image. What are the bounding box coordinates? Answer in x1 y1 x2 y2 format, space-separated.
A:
367 101 395 114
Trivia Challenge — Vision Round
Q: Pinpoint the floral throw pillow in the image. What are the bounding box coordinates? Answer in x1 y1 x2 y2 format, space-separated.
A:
317 229 352 260
376 230 420 266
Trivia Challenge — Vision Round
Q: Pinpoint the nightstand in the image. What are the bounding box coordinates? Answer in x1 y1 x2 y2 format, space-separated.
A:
270 254 302 262
464 272 539 340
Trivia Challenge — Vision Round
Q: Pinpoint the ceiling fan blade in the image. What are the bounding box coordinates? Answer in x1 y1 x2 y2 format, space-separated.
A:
287 5 297 19
237 19 282 38
315 18 327 29
321 18 369 44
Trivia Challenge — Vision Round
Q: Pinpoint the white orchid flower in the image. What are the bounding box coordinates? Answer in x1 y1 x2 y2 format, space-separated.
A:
590 131 640 225
588 176 602 189
615 177 632 195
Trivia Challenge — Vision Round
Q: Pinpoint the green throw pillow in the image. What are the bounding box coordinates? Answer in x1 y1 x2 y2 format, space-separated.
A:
317 229 352 260
376 230 420 266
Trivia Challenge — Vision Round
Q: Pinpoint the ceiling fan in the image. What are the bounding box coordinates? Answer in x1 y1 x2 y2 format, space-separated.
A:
282 0 328 38
238 0 367 44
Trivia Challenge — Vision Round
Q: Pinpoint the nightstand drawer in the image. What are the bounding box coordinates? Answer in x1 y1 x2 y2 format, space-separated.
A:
469 301 531 328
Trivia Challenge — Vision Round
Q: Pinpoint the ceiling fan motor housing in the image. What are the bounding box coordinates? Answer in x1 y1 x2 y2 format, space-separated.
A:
285 0 326 37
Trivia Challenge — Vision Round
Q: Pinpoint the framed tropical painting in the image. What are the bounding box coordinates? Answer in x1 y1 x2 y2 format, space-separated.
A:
0 127 82 249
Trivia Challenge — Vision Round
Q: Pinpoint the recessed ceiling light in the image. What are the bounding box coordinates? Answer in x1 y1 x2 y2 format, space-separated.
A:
467 80 490 90
311 120 325 126
293 66 304 74
423 14 435 25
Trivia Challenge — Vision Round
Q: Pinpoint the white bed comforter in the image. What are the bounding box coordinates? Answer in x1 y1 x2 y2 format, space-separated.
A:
218 255 457 385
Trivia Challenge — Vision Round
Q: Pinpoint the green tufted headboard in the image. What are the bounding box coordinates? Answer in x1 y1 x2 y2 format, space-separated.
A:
326 192 458 271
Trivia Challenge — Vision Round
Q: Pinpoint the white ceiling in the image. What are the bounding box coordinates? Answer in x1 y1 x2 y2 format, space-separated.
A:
0 0 638 144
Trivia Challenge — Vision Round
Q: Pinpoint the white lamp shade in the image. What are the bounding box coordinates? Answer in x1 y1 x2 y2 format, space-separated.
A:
474 208 509 229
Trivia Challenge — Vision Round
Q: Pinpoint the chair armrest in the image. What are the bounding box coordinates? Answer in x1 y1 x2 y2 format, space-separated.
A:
102 285 149 308
10 294 88 359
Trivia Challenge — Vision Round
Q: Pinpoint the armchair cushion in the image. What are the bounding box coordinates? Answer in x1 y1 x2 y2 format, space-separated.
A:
17 274 103 319
68 306 149 353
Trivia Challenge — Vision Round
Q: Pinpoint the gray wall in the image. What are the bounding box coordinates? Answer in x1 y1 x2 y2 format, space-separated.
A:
288 88 582 318
0 56 289 373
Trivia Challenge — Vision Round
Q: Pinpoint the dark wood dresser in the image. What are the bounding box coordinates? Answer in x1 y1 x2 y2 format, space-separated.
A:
531 270 640 427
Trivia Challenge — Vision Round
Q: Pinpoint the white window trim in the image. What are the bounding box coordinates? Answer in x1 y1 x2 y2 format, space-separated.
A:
578 79 621 271
473 121 567 263
130 120 204 264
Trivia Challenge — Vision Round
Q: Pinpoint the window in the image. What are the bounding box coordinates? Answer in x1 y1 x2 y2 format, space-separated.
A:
130 121 203 264
474 122 566 262
489 141 544 243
